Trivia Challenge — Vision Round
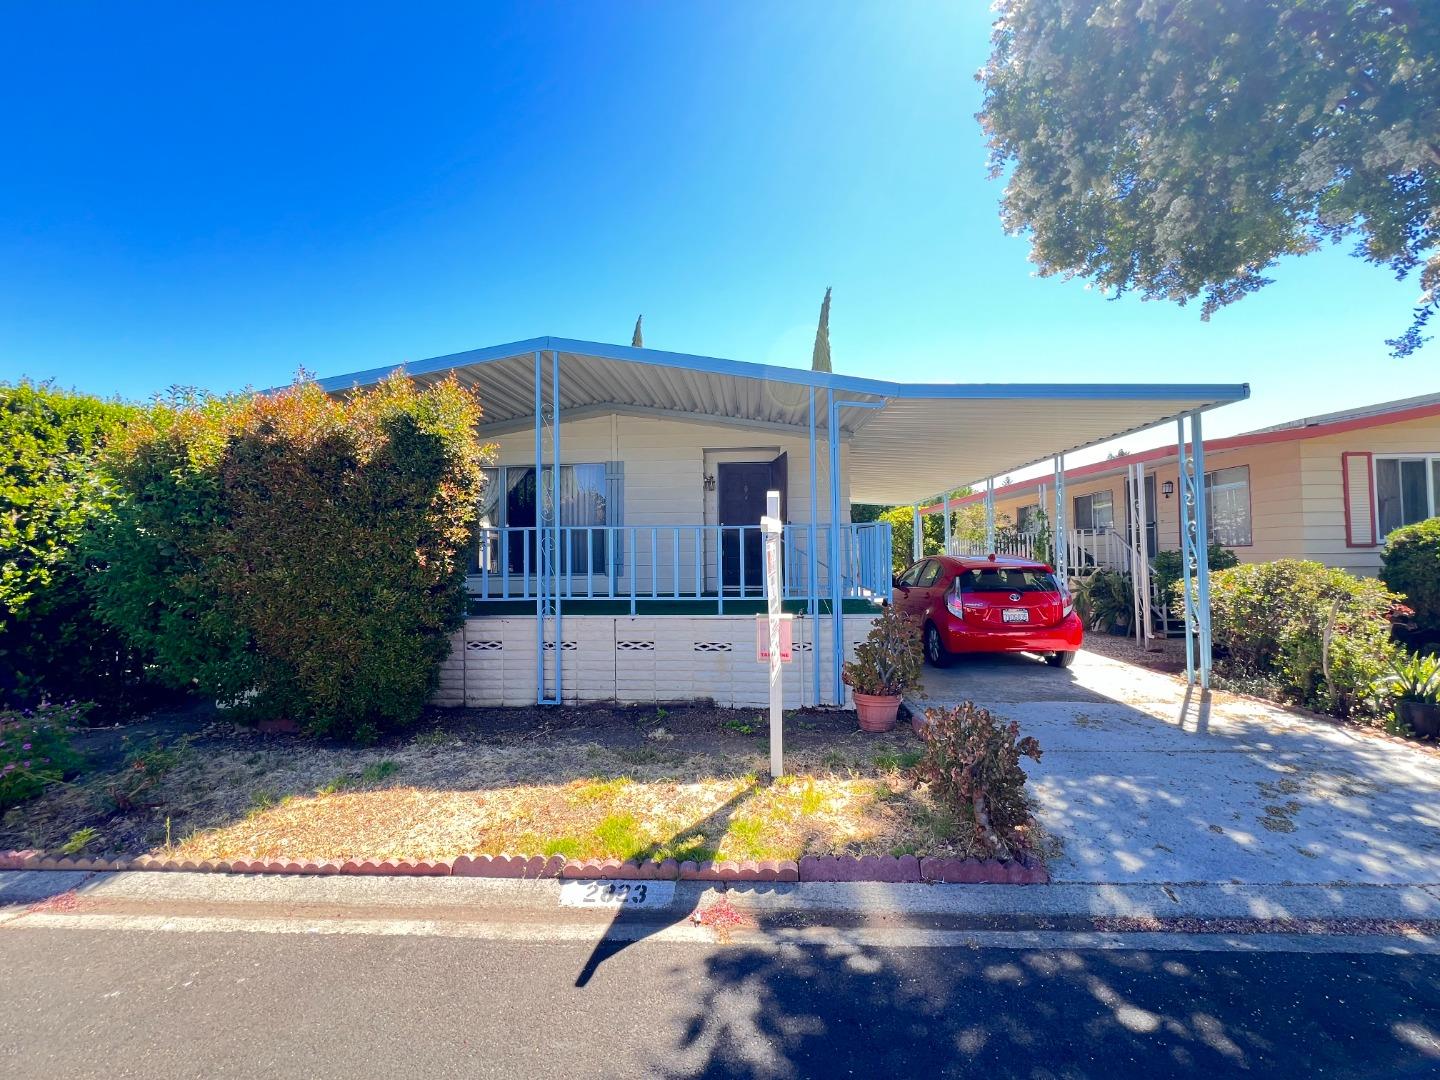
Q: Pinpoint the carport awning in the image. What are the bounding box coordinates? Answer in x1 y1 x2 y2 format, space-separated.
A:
313 336 1248 505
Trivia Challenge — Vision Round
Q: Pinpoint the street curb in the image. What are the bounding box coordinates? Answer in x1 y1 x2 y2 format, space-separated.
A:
0 849 1047 885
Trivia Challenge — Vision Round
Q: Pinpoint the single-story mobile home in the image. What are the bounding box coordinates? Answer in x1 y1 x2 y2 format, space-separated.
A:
935 391 1440 578
318 337 1247 706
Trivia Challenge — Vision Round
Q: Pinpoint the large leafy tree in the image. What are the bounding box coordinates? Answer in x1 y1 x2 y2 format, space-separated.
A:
978 0 1439 356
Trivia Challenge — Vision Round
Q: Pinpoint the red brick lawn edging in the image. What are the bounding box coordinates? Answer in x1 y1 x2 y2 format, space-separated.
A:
0 849 1047 884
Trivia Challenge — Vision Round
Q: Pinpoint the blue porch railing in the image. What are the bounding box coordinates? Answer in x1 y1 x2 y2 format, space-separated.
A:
470 522 891 609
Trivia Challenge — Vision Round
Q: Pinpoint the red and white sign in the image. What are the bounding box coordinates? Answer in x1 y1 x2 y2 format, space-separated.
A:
756 614 793 662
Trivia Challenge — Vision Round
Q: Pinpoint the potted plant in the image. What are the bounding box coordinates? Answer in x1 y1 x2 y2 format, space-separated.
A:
1385 652 1440 738
841 605 923 733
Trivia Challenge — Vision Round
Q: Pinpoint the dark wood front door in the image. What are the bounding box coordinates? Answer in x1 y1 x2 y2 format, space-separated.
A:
718 461 775 593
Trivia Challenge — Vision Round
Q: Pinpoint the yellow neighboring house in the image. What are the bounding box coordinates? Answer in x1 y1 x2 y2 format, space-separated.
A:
940 391 1440 577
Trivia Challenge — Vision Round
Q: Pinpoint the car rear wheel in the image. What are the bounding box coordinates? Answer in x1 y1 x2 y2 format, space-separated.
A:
1046 650 1076 668
924 623 952 668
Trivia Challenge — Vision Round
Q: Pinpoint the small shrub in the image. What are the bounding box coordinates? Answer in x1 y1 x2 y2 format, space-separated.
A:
1151 545 1239 604
842 605 923 697
1201 560 1401 719
910 702 1042 859
0 702 87 811
1382 518 1440 644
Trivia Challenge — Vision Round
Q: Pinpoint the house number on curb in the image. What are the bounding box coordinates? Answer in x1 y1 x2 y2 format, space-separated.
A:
559 879 676 908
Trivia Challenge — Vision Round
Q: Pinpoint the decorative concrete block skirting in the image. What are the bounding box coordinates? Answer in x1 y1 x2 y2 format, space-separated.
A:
0 850 1048 885
435 614 880 708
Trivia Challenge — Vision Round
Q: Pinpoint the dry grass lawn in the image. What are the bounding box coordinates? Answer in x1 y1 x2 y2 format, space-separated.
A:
1 705 1027 864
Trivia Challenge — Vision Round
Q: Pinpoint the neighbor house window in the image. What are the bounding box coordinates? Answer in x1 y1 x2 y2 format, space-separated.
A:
1376 455 1440 538
1204 465 1252 547
1016 504 1041 534
1072 490 1114 531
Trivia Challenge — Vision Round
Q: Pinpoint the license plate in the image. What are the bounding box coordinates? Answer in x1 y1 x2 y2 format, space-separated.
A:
1002 608 1030 623
559 880 675 909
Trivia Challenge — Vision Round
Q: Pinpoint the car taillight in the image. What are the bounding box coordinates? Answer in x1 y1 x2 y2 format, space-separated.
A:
946 588 964 618
1053 574 1074 618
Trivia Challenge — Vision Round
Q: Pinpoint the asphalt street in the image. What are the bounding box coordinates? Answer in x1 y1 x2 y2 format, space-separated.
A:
3 923 1439 1079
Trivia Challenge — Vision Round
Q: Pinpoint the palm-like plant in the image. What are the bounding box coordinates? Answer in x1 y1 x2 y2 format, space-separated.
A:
1385 652 1440 705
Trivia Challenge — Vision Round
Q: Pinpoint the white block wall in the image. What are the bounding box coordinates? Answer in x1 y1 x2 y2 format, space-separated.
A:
433 614 877 709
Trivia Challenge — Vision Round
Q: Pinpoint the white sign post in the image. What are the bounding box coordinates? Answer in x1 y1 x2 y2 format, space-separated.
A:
761 490 785 779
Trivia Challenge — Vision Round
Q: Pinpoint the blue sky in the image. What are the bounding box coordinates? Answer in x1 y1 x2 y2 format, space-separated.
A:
1 3 1432 461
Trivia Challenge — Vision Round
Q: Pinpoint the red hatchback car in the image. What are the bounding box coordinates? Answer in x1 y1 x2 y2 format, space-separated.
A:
892 554 1083 668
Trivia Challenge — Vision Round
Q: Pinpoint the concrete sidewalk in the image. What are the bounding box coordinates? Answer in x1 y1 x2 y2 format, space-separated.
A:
912 650 1440 891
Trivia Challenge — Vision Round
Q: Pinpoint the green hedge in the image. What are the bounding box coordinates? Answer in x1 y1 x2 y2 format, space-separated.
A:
1204 559 1399 719
0 382 147 708
91 376 491 741
1381 518 1440 645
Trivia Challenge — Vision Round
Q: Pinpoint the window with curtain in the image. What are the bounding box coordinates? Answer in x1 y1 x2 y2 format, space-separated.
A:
1205 465 1252 546
470 464 610 575
471 467 503 573
1072 490 1114 531
1376 455 1440 538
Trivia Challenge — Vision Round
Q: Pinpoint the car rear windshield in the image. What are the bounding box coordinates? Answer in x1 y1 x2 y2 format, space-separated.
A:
955 568 1058 594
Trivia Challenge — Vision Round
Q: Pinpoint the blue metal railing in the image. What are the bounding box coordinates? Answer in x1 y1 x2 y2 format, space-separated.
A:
470 522 890 610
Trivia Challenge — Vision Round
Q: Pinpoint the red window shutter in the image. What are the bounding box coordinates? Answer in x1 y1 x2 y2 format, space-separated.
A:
1341 452 1376 547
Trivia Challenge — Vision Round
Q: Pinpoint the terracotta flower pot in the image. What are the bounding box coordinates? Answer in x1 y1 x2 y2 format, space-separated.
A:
853 691 901 733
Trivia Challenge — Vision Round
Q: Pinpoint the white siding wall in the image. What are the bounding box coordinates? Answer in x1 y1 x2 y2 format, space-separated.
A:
1297 414 1440 574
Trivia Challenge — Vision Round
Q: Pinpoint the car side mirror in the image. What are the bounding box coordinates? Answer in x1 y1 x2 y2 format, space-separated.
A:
892 576 908 591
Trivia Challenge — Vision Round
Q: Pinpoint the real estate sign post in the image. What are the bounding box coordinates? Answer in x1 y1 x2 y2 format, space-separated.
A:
762 490 785 778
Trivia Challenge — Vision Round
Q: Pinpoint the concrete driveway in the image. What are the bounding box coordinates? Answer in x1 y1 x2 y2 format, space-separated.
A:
911 650 1440 889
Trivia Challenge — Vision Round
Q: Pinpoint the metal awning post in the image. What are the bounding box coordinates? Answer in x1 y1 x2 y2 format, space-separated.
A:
533 349 562 705
1190 411 1212 689
984 480 996 553
807 387 820 707
1052 456 1067 581
1177 418 1198 686
1129 462 1152 648
942 493 952 555
828 396 886 705
911 504 922 562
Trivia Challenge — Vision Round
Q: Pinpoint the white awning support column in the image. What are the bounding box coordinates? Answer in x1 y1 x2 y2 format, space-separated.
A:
984 480 996 553
942 492 952 555
911 504 922 562
1052 456 1067 581
1129 461 1152 650
1176 413 1212 688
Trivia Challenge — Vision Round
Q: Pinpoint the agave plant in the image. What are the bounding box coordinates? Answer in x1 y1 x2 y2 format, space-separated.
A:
1385 652 1440 704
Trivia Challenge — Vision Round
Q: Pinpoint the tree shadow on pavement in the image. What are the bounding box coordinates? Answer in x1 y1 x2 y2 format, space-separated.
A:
652 936 1440 1078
